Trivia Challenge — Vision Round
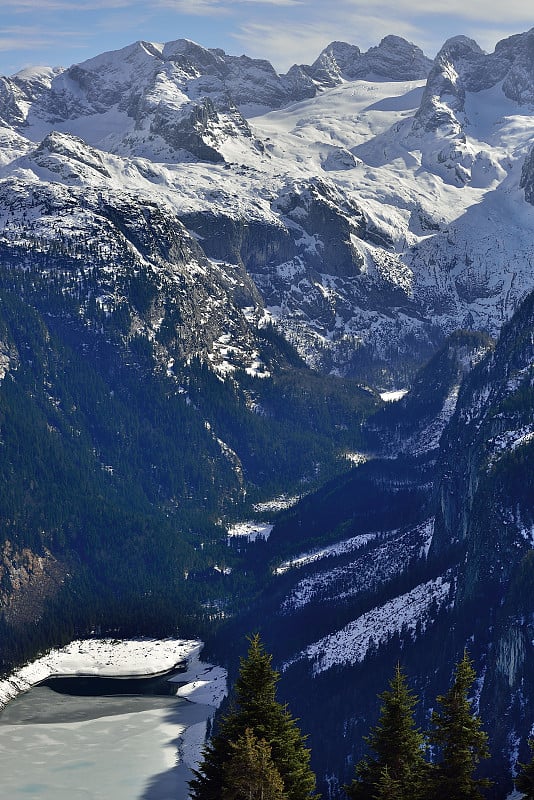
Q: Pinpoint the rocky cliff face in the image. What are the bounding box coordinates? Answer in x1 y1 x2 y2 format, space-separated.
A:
2 30 534 381
428 291 534 789
433 289 534 570
415 28 534 135
414 36 485 134
0 543 66 627
0 172 264 372
226 289 534 796
304 36 432 88
520 143 534 203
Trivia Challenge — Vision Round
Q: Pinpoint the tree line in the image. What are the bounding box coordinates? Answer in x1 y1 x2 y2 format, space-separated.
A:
191 635 534 800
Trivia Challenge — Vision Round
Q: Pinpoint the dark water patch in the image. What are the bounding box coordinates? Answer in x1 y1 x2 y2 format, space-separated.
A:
0 684 189 724
40 666 187 698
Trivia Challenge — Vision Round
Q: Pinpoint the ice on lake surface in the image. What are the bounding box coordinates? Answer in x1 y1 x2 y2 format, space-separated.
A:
0 684 209 799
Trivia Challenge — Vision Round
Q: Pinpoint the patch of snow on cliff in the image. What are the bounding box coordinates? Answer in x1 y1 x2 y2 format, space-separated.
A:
380 389 408 402
402 385 460 455
252 494 300 513
227 521 273 542
274 532 379 575
344 451 369 465
488 425 534 468
289 572 453 675
281 518 434 609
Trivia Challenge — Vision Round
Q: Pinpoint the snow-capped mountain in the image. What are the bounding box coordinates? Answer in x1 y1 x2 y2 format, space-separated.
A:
2 28 534 798
2 29 534 382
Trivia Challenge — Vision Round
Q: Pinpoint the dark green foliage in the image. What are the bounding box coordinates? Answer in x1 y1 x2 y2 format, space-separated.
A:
515 739 534 798
266 454 431 564
256 322 307 370
0 234 381 674
190 635 317 800
189 356 378 500
345 664 428 800
364 330 493 452
374 766 402 800
222 728 286 800
429 650 491 800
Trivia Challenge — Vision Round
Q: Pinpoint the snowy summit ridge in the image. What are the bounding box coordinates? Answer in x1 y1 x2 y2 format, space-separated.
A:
1 28 534 379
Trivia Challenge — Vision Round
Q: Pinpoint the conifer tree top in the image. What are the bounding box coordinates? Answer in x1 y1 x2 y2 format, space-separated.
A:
346 663 428 800
236 634 280 709
430 649 491 800
190 633 317 800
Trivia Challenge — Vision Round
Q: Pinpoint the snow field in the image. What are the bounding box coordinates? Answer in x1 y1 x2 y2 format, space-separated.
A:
274 532 379 575
281 518 434 610
227 521 274 542
289 572 454 675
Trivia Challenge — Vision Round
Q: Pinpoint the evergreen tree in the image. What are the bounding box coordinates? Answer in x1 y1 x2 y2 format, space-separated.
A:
373 766 402 800
429 649 491 800
515 739 534 798
190 634 317 800
222 727 286 800
345 664 428 800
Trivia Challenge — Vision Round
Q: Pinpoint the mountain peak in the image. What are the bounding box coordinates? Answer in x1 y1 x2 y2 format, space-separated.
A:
306 36 431 88
161 38 224 66
414 25 534 136
437 35 485 58
363 34 432 79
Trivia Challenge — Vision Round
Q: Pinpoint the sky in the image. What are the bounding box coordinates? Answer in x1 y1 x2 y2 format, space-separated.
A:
0 0 533 77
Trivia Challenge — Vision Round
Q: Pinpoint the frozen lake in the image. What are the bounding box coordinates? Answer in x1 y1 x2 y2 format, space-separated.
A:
0 674 212 799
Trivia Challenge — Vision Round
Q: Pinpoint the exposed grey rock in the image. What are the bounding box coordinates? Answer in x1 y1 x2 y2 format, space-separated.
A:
180 211 297 278
321 147 359 172
0 67 60 128
497 28 534 104
520 142 534 204
0 77 29 127
280 64 317 102
360 35 433 80
272 179 366 278
150 97 227 163
496 626 526 688
414 28 534 135
302 36 431 89
414 36 485 133
307 41 363 87
32 131 112 180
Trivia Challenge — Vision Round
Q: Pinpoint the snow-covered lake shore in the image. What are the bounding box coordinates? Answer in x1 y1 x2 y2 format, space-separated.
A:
0 638 227 799
0 637 226 709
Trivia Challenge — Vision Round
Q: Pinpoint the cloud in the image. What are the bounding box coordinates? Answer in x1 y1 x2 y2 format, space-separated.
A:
2 0 132 9
0 37 47 52
233 12 425 70
153 0 231 16
338 0 534 25
0 25 92 52
238 0 303 4
154 0 301 15
233 23 327 67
